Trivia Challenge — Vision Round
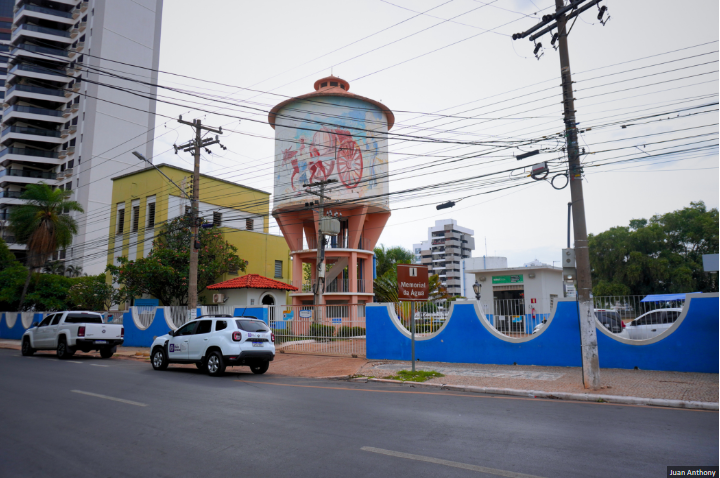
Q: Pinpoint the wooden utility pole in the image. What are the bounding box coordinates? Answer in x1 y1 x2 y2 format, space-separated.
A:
513 0 605 389
303 179 337 310
174 116 223 311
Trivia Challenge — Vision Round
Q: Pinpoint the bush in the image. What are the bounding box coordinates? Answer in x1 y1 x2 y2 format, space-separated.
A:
309 323 335 338
337 326 366 337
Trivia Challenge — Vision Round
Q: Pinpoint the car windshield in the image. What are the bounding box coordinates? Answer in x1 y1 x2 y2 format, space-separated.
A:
64 313 103 324
235 319 269 332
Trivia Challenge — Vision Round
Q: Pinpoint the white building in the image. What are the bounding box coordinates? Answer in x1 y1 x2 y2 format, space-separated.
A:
0 0 163 275
465 259 564 323
413 219 475 297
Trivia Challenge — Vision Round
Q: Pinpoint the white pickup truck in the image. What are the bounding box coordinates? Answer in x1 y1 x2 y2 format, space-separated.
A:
21 311 124 359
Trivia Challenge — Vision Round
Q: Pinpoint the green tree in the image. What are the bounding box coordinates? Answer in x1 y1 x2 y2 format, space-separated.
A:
589 201 718 295
373 244 414 278
8 184 83 308
107 216 246 305
68 274 125 310
0 236 19 270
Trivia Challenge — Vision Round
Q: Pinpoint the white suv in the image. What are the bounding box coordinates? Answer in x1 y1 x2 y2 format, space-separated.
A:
150 316 275 376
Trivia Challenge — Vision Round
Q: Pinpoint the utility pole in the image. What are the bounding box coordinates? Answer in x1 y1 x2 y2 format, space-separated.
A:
303 179 337 311
513 0 607 389
174 116 223 311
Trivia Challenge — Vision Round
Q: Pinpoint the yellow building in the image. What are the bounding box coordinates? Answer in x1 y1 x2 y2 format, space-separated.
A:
106 164 292 305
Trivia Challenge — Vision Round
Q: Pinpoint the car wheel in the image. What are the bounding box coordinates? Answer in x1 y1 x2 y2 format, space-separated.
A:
57 339 72 360
100 348 114 359
206 351 225 377
151 348 168 370
21 338 35 356
250 361 269 375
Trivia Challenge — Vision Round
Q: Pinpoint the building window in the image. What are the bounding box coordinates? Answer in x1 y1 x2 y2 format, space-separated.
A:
228 264 239 276
274 260 282 278
245 218 253 231
117 208 125 235
147 202 156 229
213 211 222 227
131 205 140 232
65 182 72 190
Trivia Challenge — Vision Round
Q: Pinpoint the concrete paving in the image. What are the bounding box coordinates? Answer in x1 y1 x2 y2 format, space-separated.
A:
1 348 717 478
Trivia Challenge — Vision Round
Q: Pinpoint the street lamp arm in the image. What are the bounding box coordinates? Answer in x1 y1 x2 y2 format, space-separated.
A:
132 151 192 200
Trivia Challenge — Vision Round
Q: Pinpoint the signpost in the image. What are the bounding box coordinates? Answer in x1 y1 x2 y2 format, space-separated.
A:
397 265 429 372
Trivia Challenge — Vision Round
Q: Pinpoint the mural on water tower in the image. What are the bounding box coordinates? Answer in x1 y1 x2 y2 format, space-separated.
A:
274 96 389 210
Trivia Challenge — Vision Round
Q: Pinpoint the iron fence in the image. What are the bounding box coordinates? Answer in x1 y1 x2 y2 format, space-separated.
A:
165 306 191 329
268 304 366 357
392 300 451 336
131 306 157 330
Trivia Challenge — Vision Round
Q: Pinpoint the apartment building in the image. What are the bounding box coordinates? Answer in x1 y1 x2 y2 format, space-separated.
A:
413 219 475 297
0 0 163 275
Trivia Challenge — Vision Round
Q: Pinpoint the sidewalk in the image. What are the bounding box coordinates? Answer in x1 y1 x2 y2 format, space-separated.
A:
2 340 716 406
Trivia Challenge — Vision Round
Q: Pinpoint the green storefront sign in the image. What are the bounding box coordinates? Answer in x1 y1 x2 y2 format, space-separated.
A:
492 274 523 284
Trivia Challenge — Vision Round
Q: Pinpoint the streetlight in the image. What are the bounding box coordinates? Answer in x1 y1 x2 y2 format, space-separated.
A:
132 151 190 200
472 280 482 300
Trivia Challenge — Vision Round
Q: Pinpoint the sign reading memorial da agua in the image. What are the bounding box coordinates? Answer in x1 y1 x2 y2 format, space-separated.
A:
397 264 429 301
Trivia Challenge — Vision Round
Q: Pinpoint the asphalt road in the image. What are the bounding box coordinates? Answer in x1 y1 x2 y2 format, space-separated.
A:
1 349 717 478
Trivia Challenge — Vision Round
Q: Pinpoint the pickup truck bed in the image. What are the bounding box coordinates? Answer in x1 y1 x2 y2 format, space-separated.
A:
21 311 124 359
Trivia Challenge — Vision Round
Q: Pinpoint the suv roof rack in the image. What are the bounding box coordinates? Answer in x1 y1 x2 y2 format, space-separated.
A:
196 314 234 319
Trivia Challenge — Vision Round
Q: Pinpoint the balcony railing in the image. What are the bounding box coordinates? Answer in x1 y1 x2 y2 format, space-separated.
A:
292 278 374 294
0 190 24 198
15 23 71 38
0 168 57 179
3 104 64 117
0 147 59 159
303 236 367 251
13 43 69 58
7 83 65 98
10 63 67 78
17 4 74 19
2 125 61 138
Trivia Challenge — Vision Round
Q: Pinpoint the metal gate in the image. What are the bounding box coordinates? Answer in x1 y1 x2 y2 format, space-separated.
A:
268 304 366 357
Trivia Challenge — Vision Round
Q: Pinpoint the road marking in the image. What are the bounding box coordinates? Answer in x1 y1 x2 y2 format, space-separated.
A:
234 381 714 412
361 447 545 478
68 361 83 364
71 390 147 407
91 364 109 367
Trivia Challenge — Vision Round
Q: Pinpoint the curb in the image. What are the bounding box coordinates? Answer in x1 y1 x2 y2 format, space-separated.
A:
347 378 719 411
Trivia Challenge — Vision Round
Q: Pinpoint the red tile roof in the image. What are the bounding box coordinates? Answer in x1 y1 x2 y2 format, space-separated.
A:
207 274 298 291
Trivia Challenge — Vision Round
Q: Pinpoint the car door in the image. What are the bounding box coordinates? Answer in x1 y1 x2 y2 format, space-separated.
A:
34 314 55 348
188 320 213 360
46 313 64 348
168 321 197 360
627 314 645 340
638 312 662 339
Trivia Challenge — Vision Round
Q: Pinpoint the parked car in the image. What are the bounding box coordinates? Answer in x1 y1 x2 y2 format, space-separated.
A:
595 309 625 334
150 315 275 377
625 308 682 340
21 311 124 359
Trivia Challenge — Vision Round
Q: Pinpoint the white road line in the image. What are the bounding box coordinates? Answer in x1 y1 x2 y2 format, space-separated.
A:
71 390 147 407
361 447 545 478
68 361 83 364
90 364 109 367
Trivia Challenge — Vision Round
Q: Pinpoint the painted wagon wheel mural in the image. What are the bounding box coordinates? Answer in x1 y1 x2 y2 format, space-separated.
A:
334 129 363 189
308 127 336 183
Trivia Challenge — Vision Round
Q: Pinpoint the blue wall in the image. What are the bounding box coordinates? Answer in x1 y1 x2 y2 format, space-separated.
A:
122 309 171 348
367 295 719 373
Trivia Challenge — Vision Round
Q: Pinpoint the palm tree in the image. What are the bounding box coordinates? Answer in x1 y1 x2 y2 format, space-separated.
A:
9 184 83 309
65 264 83 277
42 260 66 275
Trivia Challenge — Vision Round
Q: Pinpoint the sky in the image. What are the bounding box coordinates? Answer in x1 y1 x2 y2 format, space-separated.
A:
148 0 719 267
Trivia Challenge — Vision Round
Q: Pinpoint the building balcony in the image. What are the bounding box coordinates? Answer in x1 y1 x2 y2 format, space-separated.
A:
0 147 61 167
11 43 70 64
0 167 58 187
2 104 67 124
11 23 74 45
7 63 69 83
295 236 370 252
15 4 76 25
5 83 67 104
1 125 64 145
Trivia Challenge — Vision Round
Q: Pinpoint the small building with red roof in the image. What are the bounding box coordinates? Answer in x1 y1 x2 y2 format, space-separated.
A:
206 274 299 307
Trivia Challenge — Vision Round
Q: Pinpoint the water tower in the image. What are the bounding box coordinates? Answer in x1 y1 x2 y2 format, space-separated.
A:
268 76 394 306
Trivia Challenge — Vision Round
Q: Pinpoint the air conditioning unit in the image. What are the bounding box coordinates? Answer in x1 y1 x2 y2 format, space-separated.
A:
212 293 225 304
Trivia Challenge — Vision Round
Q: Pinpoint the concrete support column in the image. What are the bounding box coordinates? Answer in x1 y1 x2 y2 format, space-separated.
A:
350 251 358 304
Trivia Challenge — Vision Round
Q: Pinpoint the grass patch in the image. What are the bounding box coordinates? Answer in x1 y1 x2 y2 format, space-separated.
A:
387 370 445 382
